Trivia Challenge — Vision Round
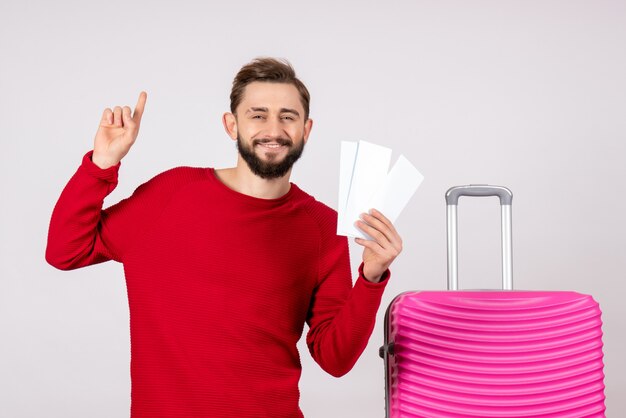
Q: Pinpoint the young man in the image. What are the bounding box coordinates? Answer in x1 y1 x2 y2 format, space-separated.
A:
46 57 402 418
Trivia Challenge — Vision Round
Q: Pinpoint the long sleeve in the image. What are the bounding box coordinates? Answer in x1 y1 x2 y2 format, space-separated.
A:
45 150 206 270
305 209 390 377
46 151 123 269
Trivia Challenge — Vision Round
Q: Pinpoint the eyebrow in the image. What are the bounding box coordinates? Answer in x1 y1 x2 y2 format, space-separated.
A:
246 107 268 114
279 108 300 117
245 107 300 117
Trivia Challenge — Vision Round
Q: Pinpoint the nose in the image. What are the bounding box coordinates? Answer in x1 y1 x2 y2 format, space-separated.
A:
265 117 285 140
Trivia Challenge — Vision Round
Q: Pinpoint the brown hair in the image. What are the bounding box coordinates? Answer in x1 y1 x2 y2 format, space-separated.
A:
230 57 311 119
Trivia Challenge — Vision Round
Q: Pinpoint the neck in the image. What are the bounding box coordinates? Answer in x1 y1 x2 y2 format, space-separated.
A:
214 158 292 199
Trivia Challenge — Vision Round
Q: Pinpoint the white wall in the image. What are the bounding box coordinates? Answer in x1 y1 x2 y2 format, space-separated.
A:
1 0 624 416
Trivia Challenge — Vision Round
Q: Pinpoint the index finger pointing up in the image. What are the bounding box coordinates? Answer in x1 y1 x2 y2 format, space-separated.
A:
132 91 147 122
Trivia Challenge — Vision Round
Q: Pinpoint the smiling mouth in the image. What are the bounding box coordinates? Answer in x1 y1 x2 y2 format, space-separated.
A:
259 143 284 149
254 139 292 151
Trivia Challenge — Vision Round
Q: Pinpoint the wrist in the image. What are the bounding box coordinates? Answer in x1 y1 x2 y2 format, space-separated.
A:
91 152 118 170
80 151 120 185
363 271 382 283
359 262 390 284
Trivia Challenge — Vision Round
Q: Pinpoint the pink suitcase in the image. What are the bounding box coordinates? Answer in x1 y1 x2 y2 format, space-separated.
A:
380 185 606 417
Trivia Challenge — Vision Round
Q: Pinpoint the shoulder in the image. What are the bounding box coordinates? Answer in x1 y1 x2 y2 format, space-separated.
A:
131 166 210 198
291 186 349 272
292 185 340 238
144 166 209 184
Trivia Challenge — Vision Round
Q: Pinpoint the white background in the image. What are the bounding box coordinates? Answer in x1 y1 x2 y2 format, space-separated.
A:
1 0 624 416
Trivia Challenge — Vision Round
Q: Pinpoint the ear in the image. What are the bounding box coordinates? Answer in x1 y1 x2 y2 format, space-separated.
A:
222 112 238 141
303 118 313 144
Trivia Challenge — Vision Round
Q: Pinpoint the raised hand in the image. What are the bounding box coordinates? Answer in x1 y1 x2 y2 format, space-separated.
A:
92 91 147 169
354 209 403 283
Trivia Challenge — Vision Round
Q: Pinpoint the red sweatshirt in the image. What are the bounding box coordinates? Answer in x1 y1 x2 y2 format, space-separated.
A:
46 151 390 418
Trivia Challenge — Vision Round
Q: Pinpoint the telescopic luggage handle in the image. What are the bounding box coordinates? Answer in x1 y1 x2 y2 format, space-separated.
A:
445 185 513 291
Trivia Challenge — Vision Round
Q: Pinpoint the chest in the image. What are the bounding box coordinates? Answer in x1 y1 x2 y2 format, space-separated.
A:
125 185 321 318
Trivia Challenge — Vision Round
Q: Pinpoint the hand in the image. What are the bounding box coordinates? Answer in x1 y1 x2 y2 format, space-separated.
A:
354 209 403 283
92 91 147 169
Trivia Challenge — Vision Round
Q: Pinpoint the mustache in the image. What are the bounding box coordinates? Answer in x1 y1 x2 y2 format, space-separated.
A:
253 138 292 146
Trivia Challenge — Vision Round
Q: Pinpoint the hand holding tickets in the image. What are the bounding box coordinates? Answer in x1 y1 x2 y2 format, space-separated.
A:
355 208 404 282
337 140 424 239
337 140 423 282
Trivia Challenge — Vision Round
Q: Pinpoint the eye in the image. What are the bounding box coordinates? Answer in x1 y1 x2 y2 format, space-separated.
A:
281 115 295 121
251 114 265 120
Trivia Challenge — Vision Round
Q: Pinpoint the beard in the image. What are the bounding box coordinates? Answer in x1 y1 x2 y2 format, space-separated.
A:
236 134 305 180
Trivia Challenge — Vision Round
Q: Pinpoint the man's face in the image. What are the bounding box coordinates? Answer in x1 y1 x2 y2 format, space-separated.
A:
225 81 312 179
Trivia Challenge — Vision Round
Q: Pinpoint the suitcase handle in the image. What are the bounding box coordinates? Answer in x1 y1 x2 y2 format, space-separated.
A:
445 185 513 290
